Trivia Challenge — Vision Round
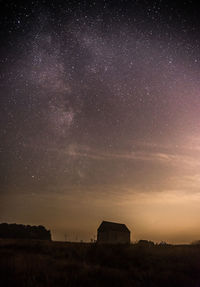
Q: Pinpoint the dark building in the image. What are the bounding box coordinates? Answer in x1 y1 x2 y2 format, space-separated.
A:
97 221 130 244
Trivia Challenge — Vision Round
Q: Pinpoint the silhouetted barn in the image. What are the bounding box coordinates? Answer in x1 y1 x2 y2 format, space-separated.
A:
97 221 130 244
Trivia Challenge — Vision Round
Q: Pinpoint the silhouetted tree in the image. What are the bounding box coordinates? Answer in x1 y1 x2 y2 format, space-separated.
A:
0 223 51 240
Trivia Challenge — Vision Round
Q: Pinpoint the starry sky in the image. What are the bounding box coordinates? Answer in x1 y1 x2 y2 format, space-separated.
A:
1 0 200 243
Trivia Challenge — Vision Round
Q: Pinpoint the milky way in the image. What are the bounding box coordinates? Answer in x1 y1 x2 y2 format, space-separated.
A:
1 1 200 242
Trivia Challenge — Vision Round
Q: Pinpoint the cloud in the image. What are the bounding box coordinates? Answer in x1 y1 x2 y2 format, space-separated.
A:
57 144 200 170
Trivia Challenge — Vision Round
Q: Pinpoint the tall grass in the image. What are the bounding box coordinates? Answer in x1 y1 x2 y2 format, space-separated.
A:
0 239 200 286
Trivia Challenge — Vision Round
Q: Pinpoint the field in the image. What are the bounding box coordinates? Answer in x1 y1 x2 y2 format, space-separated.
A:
1 239 200 287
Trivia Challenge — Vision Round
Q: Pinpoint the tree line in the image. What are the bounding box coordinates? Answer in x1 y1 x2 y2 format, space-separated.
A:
0 223 51 240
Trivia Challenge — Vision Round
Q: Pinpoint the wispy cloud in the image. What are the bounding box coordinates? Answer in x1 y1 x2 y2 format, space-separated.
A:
58 144 200 170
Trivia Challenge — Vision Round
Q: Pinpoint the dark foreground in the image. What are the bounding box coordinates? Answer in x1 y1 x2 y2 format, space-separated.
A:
1 239 200 287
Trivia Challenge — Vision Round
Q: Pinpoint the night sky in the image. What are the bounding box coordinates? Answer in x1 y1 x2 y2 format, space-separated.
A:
1 0 200 243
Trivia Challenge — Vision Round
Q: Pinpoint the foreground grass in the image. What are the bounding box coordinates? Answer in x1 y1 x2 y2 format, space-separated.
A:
0 239 200 287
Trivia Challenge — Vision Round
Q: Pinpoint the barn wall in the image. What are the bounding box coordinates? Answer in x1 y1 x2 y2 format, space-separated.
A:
97 230 130 244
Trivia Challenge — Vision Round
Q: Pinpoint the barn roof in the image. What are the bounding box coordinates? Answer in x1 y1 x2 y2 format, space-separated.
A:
97 221 130 233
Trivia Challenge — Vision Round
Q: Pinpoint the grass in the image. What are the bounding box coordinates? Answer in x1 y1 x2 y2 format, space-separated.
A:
0 239 200 286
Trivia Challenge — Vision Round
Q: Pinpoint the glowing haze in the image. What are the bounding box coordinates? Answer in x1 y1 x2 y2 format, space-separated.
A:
1 1 200 243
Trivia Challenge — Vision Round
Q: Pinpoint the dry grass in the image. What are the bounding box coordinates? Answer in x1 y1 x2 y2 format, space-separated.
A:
0 239 200 286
